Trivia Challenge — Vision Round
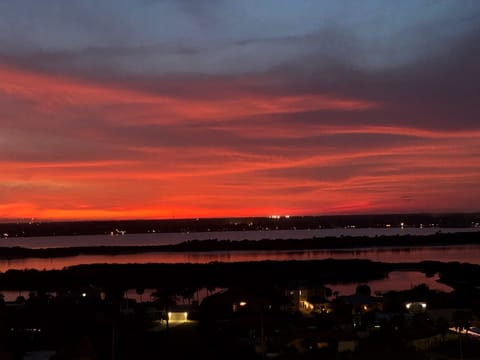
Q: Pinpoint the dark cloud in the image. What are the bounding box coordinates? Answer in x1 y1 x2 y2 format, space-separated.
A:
258 26 480 130
1 1 479 218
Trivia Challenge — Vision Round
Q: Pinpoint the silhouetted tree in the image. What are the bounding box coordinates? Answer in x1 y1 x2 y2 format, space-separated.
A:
356 284 372 296
152 286 177 334
453 310 472 360
411 283 430 299
135 287 144 303
324 287 332 298
27 291 37 303
180 287 195 304
435 317 450 341
452 310 471 332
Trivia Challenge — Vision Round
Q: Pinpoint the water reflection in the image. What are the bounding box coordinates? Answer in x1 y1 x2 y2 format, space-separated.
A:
3 227 479 249
1 245 479 272
327 271 453 296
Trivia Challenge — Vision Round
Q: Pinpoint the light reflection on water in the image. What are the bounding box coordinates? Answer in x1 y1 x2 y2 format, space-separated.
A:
2 227 479 249
327 271 452 296
1 245 479 272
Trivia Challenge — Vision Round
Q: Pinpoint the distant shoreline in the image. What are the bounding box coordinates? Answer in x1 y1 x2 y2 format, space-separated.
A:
0 231 479 259
1 212 479 238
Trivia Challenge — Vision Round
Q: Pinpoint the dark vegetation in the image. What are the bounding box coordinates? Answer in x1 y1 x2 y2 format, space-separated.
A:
1 259 480 359
0 259 389 292
0 259 479 295
1 231 480 259
0 212 479 359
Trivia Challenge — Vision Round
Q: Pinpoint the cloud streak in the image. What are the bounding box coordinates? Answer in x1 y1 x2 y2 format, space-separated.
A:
0 1 479 219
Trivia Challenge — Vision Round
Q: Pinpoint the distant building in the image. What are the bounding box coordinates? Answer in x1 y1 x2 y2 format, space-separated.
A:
286 281 331 313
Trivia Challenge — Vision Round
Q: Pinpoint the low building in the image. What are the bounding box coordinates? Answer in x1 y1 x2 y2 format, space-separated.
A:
286 281 331 313
344 293 382 314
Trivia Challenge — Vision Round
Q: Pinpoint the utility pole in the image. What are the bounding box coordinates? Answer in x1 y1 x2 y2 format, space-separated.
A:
459 330 463 360
112 318 116 360
260 312 265 359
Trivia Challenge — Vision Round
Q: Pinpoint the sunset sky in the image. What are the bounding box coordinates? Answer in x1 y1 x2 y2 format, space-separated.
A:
1 0 480 220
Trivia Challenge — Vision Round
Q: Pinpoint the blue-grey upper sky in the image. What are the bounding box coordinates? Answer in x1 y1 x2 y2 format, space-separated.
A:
1 0 479 74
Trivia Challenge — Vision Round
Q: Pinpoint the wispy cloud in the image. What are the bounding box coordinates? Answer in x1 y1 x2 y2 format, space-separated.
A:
0 1 479 219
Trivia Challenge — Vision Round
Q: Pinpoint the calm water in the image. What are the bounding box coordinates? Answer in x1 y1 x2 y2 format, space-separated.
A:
1 244 479 272
2 229 475 301
2 227 479 248
1 228 479 271
326 271 453 296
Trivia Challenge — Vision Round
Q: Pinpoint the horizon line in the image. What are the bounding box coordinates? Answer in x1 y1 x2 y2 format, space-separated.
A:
1 211 479 224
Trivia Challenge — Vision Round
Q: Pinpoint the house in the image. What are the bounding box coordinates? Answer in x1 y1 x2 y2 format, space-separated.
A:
55 285 106 303
288 328 359 354
404 301 427 313
338 339 359 352
51 336 100 360
167 304 192 323
22 350 56 360
408 333 456 351
286 281 331 313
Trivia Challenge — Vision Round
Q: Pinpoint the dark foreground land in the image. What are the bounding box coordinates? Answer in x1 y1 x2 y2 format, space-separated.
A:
1 259 480 297
0 259 480 359
0 218 479 358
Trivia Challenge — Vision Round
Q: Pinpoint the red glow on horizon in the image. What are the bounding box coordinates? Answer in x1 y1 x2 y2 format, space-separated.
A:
1 63 480 221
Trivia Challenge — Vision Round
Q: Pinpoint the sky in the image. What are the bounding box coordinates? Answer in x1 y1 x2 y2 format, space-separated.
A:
1 0 480 221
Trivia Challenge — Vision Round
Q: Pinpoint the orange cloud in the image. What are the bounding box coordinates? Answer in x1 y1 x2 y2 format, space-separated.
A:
1 63 479 220
0 63 378 125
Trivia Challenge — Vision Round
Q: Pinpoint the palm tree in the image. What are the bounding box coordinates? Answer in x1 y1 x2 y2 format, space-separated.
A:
180 287 196 304
355 284 372 296
152 287 177 334
453 310 472 360
135 287 144 303
435 317 449 342
453 310 471 332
